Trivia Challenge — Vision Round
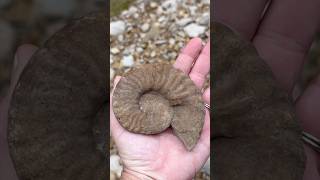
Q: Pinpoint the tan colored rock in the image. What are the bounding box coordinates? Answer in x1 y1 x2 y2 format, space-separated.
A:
112 63 205 150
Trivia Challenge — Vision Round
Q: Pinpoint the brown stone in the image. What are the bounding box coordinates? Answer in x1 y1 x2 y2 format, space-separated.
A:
112 63 205 151
212 22 305 179
7 13 107 179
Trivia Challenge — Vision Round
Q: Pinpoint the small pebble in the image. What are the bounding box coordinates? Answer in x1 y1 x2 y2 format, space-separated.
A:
198 12 210 25
110 21 126 36
150 2 158 8
111 48 120 54
184 23 206 37
169 38 176 45
110 55 114 64
110 154 123 178
110 68 115 80
136 47 144 53
141 23 150 32
150 51 156 57
122 55 134 67
162 0 178 12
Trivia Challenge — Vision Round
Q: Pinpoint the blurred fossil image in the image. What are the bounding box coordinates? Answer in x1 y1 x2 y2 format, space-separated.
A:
8 13 107 180
212 22 305 180
0 0 104 98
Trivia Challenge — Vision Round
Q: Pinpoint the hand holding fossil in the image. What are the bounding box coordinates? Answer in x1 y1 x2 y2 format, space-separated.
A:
110 38 210 179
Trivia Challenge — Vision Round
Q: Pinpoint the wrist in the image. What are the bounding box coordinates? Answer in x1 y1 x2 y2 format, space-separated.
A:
120 169 155 180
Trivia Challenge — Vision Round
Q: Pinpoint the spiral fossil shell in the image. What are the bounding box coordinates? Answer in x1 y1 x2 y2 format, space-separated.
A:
212 22 305 179
112 63 205 151
7 13 107 179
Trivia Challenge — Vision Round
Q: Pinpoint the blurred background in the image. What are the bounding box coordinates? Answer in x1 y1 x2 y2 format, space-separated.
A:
0 0 104 99
110 0 210 179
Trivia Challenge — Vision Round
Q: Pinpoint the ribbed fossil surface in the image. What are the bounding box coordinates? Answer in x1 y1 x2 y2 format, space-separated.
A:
212 22 305 179
7 13 107 179
112 63 205 150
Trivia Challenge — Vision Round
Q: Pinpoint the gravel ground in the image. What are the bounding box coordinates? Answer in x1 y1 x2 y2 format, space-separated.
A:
110 0 210 179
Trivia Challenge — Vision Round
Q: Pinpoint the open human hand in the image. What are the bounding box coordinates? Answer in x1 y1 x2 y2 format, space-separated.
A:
110 38 210 180
215 0 320 179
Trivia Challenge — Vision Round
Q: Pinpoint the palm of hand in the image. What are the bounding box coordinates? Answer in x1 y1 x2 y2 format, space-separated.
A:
110 38 210 179
110 124 206 179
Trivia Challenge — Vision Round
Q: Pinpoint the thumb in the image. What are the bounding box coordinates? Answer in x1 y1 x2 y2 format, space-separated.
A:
10 44 38 92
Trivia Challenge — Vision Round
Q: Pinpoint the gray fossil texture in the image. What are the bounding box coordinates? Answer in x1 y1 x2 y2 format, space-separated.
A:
7 13 107 180
212 22 305 180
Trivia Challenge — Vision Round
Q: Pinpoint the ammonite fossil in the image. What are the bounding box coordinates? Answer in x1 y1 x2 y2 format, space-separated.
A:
7 13 107 179
212 22 305 179
112 63 205 151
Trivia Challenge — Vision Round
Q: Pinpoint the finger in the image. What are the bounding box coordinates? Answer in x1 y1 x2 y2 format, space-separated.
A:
252 0 320 92
189 41 210 88
303 145 320 180
203 87 210 105
110 76 126 139
214 0 271 40
191 108 210 171
173 38 203 74
295 75 320 140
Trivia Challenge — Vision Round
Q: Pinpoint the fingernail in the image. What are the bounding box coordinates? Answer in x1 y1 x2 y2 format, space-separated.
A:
113 76 121 86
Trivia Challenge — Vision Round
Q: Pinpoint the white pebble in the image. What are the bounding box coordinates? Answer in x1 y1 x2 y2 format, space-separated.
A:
169 38 176 45
122 55 134 67
184 23 206 37
111 48 120 54
162 0 178 12
110 154 123 177
110 21 126 36
110 55 114 64
136 47 144 53
141 23 150 32
198 12 210 25
117 35 124 42
110 68 115 80
150 51 156 57
202 0 210 4
150 2 158 8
